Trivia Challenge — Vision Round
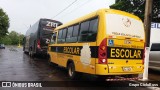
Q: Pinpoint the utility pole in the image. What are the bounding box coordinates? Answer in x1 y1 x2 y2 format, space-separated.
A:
143 0 153 80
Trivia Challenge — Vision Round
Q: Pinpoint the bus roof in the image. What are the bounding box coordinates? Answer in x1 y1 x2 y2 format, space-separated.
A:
25 18 62 36
54 8 141 31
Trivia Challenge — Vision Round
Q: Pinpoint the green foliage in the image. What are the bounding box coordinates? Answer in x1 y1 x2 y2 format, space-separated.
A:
152 0 160 22
0 8 9 37
0 8 23 45
0 31 24 45
1 35 12 45
110 0 160 22
9 31 19 45
19 34 24 45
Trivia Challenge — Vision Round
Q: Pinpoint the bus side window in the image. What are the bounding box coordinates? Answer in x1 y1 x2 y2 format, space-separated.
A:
66 24 79 43
66 26 73 42
87 18 98 42
78 21 90 42
57 28 67 43
72 24 79 42
62 28 67 43
78 17 98 42
57 30 63 43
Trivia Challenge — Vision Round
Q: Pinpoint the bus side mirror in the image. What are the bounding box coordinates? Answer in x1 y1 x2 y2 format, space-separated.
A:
46 39 50 44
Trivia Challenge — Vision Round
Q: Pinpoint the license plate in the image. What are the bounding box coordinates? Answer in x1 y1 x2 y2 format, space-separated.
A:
124 40 132 44
122 67 132 71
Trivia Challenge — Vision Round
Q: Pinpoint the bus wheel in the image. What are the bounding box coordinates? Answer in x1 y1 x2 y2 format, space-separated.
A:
68 63 77 80
29 51 31 56
29 50 34 58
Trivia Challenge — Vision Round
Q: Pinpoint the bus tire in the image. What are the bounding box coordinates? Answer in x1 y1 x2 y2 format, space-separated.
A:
29 51 32 57
29 51 31 56
67 63 77 80
29 49 34 58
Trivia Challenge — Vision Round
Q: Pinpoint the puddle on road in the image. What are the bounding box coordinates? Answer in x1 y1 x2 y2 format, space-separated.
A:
9 47 18 52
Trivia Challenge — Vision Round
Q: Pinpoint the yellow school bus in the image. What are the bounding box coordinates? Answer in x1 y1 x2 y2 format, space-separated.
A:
48 9 145 80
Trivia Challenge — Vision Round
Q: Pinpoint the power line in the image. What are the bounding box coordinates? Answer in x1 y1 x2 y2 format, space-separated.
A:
57 0 91 19
52 0 78 19
70 0 91 13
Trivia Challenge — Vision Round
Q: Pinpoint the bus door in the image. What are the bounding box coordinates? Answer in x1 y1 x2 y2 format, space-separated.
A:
50 32 59 64
106 13 145 73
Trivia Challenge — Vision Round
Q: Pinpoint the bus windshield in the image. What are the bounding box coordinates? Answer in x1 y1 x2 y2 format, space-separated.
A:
106 14 145 39
42 30 53 36
40 20 61 37
39 20 62 47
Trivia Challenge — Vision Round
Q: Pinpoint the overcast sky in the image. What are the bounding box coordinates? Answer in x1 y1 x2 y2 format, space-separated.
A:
0 0 115 34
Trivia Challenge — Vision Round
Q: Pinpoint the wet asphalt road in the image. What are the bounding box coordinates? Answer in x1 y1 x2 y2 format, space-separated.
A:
0 46 159 90
0 46 70 81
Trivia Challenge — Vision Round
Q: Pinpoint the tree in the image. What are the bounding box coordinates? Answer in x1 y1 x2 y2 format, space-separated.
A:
110 0 160 22
0 31 24 45
152 0 160 22
1 35 12 45
18 33 25 45
8 31 19 45
0 8 9 37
